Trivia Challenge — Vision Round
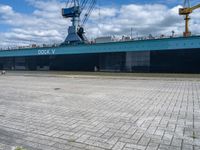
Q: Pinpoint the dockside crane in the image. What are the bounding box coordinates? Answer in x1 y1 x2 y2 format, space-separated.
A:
62 0 96 44
179 0 200 37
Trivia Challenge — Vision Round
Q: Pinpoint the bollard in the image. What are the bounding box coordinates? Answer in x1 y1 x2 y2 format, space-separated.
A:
1 70 6 75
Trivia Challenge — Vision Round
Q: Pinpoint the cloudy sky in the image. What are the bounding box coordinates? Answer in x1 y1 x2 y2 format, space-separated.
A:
0 0 200 48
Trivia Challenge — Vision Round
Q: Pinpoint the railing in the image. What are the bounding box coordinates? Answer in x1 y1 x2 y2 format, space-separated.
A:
0 34 199 51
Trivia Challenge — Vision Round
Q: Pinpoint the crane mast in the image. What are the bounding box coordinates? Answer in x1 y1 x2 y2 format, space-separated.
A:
62 0 96 45
179 0 200 37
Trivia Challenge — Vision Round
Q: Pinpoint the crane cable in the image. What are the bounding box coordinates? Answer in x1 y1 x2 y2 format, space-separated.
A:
81 0 96 26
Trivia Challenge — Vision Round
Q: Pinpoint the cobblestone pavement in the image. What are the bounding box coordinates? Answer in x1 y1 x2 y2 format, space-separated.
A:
0 75 200 150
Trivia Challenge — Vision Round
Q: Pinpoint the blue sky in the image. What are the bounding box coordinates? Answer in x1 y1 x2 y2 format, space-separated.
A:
0 0 179 33
0 0 33 31
0 0 200 48
1 0 34 13
0 0 182 15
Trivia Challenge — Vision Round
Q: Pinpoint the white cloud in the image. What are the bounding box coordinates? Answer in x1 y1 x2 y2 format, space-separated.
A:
0 1 68 48
0 1 200 48
85 4 183 37
90 7 117 19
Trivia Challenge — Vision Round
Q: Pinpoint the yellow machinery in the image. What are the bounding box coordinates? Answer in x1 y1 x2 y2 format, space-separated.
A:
179 0 200 37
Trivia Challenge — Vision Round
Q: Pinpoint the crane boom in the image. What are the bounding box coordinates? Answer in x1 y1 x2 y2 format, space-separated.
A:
191 4 200 11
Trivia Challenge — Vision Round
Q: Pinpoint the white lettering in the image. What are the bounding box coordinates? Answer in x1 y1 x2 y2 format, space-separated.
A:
38 49 56 55
51 49 55 54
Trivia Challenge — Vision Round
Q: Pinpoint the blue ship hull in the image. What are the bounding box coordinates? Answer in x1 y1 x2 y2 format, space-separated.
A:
0 36 200 73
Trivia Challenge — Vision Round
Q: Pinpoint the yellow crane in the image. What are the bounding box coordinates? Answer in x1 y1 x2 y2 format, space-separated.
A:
179 0 200 37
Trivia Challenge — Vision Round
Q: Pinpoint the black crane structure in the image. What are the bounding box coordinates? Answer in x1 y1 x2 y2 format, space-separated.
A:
62 0 96 45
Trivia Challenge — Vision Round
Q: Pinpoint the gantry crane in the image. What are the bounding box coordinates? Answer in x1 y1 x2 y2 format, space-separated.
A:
179 0 200 37
62 0 96 44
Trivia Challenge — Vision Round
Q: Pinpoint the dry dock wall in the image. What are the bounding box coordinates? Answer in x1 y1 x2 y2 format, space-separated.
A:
0 49 200 73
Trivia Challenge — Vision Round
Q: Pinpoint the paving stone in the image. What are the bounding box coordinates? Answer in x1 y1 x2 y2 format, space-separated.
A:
182 144 193 150
146 142 159 150
0 74 200 150
125 143 146 150
171 138 182 147
158 144 170 150
138 137 150 146
112 141 126 150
